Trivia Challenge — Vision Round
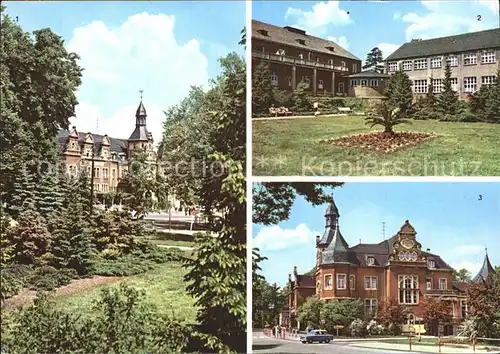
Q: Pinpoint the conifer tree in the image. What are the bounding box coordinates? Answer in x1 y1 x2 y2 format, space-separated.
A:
252 61 274 115
437 63 459 116
385 71 413 116
292 82 313 112
35 168 64 223
9 166 37 218
362 47 385 73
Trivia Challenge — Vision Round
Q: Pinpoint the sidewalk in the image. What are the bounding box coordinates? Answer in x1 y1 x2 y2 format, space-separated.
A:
351 342 498 353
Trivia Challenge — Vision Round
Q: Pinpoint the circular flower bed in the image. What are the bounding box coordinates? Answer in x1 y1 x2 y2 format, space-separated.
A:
322 131 436 154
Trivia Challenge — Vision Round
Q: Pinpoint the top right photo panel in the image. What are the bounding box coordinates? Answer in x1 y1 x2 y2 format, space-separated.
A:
251 0 500 177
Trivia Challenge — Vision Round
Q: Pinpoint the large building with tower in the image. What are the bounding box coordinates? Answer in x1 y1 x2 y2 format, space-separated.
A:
283 199 496 335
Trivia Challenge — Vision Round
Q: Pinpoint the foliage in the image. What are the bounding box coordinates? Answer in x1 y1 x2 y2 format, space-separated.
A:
2 284 190 353
29 266 78 291
349 318 368 337
414 78 440 120
385 70 413 116
296 295 323 329
378 297 407 334
437 63 459 116
466 274 500 338
362 47 385 73
272 89 293 108
252 182 344 225
8 166 37 218
320 299 363 334
365 101 410 134
252 61 274 115
292 82 313 112
366 320 386 335
422 298 453 335
35 167 64 224
0 264 34 302
0 9 82 207
470 71 500 123
253 276 287 327
454 268 472 282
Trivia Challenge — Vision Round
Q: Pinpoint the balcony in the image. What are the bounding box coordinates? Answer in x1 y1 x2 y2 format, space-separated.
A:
425 289 462 297
253 50 350 73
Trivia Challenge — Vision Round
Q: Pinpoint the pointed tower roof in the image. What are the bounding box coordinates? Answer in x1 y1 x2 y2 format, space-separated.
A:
325 198 339 216
472 248 496 282
318 199 343 246
136 100 147 117
320 223 352 265
128 95 150 141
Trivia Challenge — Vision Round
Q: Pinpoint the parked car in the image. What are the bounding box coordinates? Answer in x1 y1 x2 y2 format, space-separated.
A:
300 329 333 344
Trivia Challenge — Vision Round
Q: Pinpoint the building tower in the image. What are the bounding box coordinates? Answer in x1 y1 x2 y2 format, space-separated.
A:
127 92 155 162
472 248 497 282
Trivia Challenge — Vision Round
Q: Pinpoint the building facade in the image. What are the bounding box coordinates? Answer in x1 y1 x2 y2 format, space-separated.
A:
348 71 391 98
252 20 362 97
385 28 500 99
284 199 499 335
58 99 157 198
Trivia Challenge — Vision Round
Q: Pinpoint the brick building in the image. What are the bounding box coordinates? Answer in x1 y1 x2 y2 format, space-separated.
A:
284 199 497 334
385 28 500 99
58 99 157 199
252 19 362 97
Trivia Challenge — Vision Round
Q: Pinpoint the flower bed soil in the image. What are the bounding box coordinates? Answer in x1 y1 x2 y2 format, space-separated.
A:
323 131 436 154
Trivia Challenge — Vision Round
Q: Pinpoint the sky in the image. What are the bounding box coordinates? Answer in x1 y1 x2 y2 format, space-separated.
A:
253 182 500 288
252 0 499 63
4 1 245 145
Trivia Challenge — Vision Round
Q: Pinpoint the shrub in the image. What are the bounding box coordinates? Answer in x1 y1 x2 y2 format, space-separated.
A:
349 318 368 337
29 266 77 292
388 323 402 335
366 320 386 335
0 264 34 301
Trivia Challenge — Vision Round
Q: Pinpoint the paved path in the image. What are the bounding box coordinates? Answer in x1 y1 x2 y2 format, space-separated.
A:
252 330 420 354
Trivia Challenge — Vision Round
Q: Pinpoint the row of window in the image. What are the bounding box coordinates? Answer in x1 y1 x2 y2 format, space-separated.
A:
95 184 116 192
362 298 468 318
388 50 496 72
322 274 448 297
412 76 496 94
350 79 380 87
68 166 127 179
270 73 346 92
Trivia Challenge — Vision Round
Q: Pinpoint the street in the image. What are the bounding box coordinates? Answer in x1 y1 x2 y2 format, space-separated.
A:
252 330 424 354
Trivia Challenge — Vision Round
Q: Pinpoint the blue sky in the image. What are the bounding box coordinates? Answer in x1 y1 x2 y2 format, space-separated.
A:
253 0 499 63
4 1 245 144
253 182 500 287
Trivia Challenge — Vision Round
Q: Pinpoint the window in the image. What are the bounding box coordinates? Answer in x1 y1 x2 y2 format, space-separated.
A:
365 276 377 290
349 275 356 290
338 82 344 94
365 299 377 317
112 169 116 180
446 55 458 67
464 77 477 93
336 274 346 290
399 275 419 304
388 62 397 72
428 260 435 269
276 49 285 56
324 275 333 290
450 78 458 91
288 76 292 87
303 76 310 86
461 301 468 318
361 79 368 86
328 59 334 65
367 256 375 266
481 50 495 64
352 63 357 72
370 79 378 87
402 61 412 71
439 278 447 290
308 52 312 61
482 76 497 85
96 184 100 192
316 57 320 62
432 79 443 93
341 61 346 67
414 59 428 70
318 79 324 89
271 72 278 86
430 57 442 68
413 80 428 93
103 168 108 179
426 278 432 290
350 79 358 86
463 53 477 65
298 53 304 59
94 168 100 178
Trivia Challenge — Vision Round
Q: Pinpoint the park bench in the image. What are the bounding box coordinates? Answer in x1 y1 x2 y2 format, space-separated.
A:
269 107 293 117
338 107 351 113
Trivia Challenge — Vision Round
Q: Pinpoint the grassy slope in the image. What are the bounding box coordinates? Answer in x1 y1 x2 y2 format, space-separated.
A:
55 261 198 324
252 116 500 176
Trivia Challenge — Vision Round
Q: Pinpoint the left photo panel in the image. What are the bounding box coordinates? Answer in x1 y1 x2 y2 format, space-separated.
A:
0 1 247 353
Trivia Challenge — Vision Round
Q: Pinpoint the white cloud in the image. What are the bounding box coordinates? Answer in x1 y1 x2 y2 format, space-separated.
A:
253 224 319 251
450 261 482 276
66 12 210 147
285 1 353 36
376 42 401 58
476 0 499 13
327 35 350 50
393 12 401 20
449 244 485 256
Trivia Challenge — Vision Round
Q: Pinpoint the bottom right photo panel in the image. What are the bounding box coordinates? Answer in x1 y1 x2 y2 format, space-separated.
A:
252 182 500 354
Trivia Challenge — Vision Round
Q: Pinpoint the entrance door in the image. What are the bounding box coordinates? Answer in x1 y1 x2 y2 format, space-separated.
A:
338 82 345 95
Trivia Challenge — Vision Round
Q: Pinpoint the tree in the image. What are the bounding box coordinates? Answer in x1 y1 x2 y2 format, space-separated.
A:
252 277 287 327
9 166 37 218
365 101 410 134
437 63 459 116
35 167 64 227
362 47 384 73
415 77 439 120
466 274 500 338
252 182 344 225
0 9 82 207
320 299 363 334
296 296 323 329
378 297 407 334
385 71 413 116
252 61 274 115
421 298 453 335
470 70 500 123
453 268 472 282
292 82 312 113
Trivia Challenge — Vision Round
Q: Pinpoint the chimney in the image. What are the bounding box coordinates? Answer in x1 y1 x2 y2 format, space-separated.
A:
316 235 320 244
293 266 298 277
288 273 292 282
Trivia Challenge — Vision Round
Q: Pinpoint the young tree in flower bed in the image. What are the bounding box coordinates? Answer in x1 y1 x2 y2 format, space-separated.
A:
365 101 410 135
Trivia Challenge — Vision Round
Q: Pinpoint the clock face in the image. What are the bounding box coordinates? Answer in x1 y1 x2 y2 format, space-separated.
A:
401 239 415 249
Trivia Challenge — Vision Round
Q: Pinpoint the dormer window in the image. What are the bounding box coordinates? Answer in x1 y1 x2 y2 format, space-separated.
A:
257 29 268 36
428 260 435 269
367 256 375 266
298 53 304 59
326 46 335 52
296 39 306 45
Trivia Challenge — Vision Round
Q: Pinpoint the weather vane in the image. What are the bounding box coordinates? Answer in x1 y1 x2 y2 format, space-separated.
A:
139 89 144 100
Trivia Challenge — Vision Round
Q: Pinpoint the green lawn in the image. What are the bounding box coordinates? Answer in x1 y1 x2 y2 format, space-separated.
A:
150 239 196 247
55 261 198 324
253 115 500 176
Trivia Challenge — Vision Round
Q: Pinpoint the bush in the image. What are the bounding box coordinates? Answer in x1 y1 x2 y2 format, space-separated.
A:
0 264 34 301
29 266 78 292
349 318 368 337
366 320 386 335
388 323 403 335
